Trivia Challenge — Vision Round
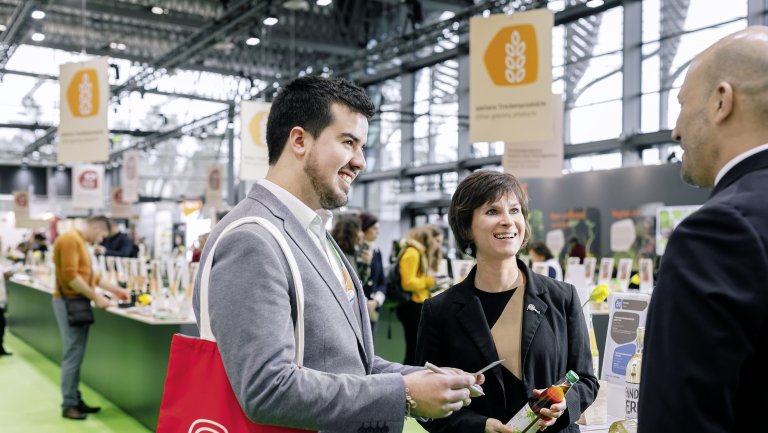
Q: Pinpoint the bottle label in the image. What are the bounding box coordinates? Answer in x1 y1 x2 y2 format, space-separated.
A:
625 382 639 419
506 403 539 433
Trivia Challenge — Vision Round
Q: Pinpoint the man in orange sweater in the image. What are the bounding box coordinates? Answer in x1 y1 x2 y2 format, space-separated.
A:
52 215 129 420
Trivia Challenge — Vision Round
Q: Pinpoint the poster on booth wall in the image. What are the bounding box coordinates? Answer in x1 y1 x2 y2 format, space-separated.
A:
205 165 223 210
121 150 140 203
503 95 563 178
72 164 105 210
240 101 271 181
469 9 553 144
601 292 650 418
109 187 134 219
58 57 110 164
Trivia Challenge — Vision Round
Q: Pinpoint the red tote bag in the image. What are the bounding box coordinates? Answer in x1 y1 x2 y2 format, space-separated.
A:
157 217 314 433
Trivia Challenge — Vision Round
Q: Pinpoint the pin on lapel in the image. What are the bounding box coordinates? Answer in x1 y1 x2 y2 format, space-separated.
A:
527 304 541 315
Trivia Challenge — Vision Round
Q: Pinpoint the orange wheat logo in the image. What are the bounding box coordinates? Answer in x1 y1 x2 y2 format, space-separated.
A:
66 69 99 117
484 25 538 86
248 111 268 147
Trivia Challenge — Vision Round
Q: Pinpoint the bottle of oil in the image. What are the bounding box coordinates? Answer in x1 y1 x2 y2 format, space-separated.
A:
507 370 579 433
625 326 644 420
608 419 637 433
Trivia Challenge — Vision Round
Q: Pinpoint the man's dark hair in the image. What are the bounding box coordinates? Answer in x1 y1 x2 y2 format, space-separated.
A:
529 241 554 261
448 170 531 256
266 76 375 164
86 215 111 233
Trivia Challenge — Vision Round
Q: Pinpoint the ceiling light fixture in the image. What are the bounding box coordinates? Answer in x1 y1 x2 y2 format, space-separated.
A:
316 0 332 6
263 16 278 26
283 0 310 10
246 37 260 46
585 0 605 7
0 24 6 31
31 10 46 19
31 32 45 42
151 6 165 15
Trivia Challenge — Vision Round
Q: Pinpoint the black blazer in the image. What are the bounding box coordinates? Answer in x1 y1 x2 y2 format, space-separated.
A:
416 260 598 433
638 149 768 433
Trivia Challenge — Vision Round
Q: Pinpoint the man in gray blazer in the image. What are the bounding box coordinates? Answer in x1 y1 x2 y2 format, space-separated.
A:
193 76 478 432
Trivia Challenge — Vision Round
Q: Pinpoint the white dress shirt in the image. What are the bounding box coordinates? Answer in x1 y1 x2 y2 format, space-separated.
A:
714 143 768 186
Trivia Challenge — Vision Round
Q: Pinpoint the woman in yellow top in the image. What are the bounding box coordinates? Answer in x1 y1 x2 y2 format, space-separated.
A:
395 224 443 365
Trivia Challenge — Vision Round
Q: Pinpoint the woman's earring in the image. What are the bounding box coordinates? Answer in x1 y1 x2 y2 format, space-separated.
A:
464 244 473 256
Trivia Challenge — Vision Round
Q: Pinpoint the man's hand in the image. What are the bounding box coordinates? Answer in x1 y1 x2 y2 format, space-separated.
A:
359 246 373 264
111 287 130 301
403 369 476 419
485 418 515 433
94 294 112 309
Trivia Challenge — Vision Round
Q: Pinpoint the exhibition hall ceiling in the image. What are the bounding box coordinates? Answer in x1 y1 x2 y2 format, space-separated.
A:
1 0 523 165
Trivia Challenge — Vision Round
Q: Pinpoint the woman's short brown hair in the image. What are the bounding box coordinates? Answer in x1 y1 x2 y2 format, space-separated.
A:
448 169 531 256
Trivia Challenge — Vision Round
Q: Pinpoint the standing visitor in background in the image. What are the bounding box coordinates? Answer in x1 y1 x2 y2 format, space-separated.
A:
416 170 598 433
193 76 479 431
53 216 129 420
528 241 563 281
359 212 386 334
395 224 443 365
331 214 370 285
0 239 11 356
638 26 768 433
99 220 135 257
567 236 585 262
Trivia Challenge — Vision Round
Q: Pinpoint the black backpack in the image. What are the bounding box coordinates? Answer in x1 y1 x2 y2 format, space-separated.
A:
385 252 411 306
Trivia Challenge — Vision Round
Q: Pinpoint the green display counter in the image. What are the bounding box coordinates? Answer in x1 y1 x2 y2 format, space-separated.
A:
5 277 197 431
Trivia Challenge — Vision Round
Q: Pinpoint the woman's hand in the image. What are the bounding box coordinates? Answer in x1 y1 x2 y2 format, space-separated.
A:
532 389 567 431
485 418 515 433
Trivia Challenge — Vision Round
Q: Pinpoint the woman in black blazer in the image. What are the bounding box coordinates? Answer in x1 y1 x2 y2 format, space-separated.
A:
416 170 598 433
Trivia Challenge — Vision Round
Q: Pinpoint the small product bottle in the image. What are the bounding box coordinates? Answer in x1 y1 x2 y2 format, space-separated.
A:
624 326 644 419
507 370 580 433
608 419 637 433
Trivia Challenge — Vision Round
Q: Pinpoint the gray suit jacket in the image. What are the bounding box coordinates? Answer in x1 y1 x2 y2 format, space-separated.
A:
193 184 419 433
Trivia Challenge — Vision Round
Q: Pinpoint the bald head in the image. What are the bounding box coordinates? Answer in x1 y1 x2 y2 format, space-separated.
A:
673 26 768 188
696 26 768 121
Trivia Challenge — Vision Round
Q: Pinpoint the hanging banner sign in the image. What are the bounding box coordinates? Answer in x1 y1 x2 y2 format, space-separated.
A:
12 191 31 228
72 164 105 209
240 101 271 181
58 57 110 164
503 94 563 178
109 187 133 219
470 9 553 144
205 165 223 210
121 150 140 203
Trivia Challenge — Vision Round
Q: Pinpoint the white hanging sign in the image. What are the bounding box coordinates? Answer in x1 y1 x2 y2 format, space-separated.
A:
12 191 30 227
109 187 134 219
503 95 563 178
205 165 223 210
58 57 110 164
121 150 140 203
470 9 554 143
240 101 271 181
72 164 105 209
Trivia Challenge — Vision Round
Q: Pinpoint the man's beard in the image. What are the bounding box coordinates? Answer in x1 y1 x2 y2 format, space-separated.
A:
304 151 348 209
